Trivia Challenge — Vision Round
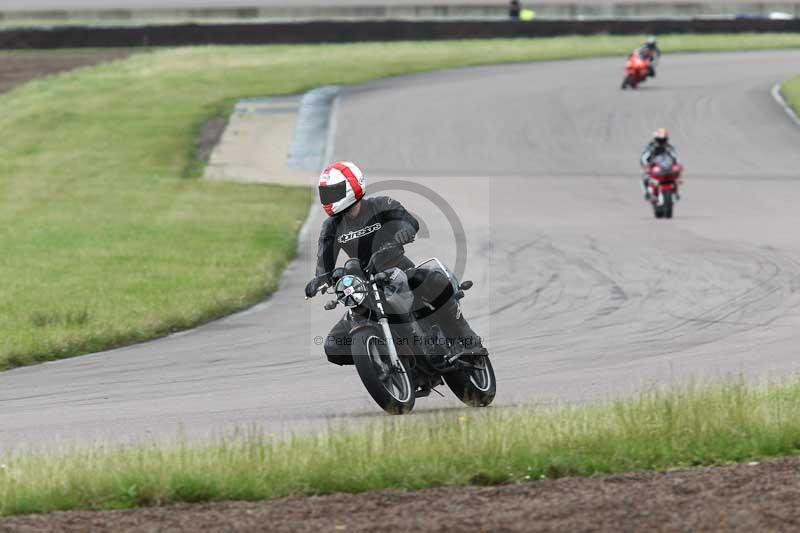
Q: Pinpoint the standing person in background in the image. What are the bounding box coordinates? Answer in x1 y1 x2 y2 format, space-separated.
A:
509 0 521 19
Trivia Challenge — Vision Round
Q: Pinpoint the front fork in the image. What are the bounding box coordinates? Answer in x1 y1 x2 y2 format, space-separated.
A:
647 180 679 205
371 281 403 368
657 186 678 205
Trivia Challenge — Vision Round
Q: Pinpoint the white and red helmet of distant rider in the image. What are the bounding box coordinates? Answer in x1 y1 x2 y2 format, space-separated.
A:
318 161 366 216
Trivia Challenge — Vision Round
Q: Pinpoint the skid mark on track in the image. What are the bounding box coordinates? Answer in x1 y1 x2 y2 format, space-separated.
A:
491 222 800 368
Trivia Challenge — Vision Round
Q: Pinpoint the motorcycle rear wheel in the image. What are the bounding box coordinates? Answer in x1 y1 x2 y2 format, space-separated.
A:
444 355 496 407
352 328 416 414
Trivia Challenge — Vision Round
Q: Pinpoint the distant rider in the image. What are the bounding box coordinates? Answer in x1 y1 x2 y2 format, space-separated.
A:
636 35 661 78
640 128 679 200
304 161 485 365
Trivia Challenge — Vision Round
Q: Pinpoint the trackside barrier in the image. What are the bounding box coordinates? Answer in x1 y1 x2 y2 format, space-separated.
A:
2 2 800 22
1 19 800 49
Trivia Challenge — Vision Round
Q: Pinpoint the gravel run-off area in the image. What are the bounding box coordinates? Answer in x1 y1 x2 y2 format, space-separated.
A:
0 50 130 93
2 457 800 531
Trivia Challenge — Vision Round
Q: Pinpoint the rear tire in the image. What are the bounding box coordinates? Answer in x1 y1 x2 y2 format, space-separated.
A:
444 355 496 407
352 328 415 414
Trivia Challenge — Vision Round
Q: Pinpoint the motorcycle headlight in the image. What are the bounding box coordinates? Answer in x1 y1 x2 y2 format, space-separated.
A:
335 275 368 308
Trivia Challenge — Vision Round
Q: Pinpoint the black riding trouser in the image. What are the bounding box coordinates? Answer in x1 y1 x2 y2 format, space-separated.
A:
324 316 355 366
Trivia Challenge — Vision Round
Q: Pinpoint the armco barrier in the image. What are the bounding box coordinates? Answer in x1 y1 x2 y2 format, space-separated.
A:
2 3 800 22
1 18 800 49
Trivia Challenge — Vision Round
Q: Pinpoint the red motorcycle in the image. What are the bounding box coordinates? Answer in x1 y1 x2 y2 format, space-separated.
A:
621 52 650 89
644 153 683 219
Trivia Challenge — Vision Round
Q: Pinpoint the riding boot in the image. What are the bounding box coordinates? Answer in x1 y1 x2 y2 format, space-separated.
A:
431 299 487 357
390 313 431 356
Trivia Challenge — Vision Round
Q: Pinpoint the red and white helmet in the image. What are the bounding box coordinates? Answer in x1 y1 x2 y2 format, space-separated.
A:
318 161 366 216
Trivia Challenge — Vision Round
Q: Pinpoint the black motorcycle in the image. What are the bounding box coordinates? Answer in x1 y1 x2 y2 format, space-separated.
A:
311 244 496 414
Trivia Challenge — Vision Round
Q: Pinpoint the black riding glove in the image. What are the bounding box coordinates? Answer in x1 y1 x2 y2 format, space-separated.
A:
394 229 416 245
305 277 325 298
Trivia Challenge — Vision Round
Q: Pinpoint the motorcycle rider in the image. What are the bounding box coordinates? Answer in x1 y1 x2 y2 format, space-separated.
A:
304 161 485 365
640 128 679 200
636 35 661 78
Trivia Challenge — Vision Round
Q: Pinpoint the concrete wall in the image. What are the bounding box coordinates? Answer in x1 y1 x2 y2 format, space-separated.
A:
0 3 799 23
1 18 799 49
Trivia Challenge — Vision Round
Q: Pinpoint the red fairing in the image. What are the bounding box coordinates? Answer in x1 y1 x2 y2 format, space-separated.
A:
624 53 650 86
646 162 683 203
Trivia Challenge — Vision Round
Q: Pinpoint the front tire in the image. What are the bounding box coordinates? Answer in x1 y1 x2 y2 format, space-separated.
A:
444 355 496 407
653 204 663 218
663 191 674 219
352 329 415 414
621 75 631 89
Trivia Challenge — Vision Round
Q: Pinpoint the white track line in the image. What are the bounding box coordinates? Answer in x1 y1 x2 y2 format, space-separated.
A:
324 91 341 166
218 88 337 322
107 88 334 334
771 83 800 128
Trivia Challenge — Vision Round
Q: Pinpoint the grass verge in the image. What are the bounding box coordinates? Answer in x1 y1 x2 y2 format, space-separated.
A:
3 34 800 370
2 379 800 516
780 74 800 117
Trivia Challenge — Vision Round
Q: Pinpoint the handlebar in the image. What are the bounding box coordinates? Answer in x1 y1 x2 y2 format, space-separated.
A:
306 241 407 302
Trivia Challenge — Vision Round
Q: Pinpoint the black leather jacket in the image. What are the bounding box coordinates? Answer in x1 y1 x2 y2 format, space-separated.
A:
315 196 419 280
640 142 678 167
637 44 662 64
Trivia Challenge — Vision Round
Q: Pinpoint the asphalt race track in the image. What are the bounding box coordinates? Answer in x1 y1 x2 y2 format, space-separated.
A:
2 51 800 452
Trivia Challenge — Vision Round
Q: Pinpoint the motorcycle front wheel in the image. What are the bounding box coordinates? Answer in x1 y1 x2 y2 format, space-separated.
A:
663 191 674 219
653 202 664 218
445 355 496 407
352 328 416 414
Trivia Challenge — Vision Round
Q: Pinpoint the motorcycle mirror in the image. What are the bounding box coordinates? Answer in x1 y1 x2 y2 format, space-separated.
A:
459 280 474 291
324 300 338 311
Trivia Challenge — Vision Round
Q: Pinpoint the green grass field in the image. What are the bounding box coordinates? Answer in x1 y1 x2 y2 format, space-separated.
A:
4 34 800 370
781 74 800 116
2 379 800 516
